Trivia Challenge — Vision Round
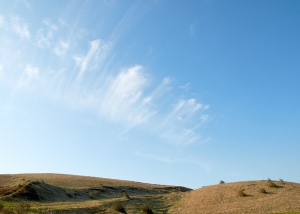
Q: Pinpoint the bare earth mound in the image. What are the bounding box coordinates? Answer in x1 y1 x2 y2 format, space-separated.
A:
171 180 300 214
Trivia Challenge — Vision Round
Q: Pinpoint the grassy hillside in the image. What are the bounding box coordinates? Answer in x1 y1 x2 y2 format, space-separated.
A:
0 173 190 213
171 179 300 214
0 174 299 214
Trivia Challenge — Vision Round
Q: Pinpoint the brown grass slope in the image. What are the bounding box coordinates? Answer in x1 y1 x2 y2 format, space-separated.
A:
171 180 300 214
0 173 190 213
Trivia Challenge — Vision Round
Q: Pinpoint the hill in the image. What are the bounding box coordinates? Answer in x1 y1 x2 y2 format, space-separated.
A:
171 179 300 214
0 174 300 213
0 173 190 213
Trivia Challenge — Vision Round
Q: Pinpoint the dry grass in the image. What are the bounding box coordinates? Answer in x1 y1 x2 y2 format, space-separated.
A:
122 191 130 200
0 173 171 189
0 173 189 214
268 178 279 188
112 202 127 214
259 188 267 194
140 204 153 214
89 190 99 199
1 174 300 214
172 180 300 214
238 189 247 197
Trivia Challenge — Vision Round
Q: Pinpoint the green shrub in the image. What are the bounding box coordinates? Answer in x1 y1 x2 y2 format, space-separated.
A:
219 180 225 184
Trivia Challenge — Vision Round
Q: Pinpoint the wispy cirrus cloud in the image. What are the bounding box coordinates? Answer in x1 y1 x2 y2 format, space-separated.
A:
36 19 57 47
15 64 39 90
24 64 39 79
135 152 211 171
97 65 155 126
135 152 174 163
51 38 209 144
2 11 210 146
157 99 210 145
54 41 69 57
180 83 190 90
11 16 30 39
21 0 32 10
65 41 209 143
74 39 112 81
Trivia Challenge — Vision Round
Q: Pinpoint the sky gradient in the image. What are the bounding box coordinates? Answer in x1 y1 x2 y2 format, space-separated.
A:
0 0 299 189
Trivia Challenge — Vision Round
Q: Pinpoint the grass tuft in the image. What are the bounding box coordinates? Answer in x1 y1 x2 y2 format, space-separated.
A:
112 202 127 214
140 204 153 214
122 191 130 200
259 188 267 194
88 190 99 199
238 190 247 197
219 180 225 184
267 178 279 188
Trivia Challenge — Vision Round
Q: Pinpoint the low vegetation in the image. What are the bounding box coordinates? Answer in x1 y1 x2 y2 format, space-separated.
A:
88 190 99 199
238 189 247 197
267 178 279 188
1 174 299 214
112 201 127 214
259 188 267 194
0 200 31 214
122 191 130 200
140 204 153 214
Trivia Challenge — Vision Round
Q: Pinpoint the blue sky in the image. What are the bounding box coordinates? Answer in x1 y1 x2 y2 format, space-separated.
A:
0 0 299 189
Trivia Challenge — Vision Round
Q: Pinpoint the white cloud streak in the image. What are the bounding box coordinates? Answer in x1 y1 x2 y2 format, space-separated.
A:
21 0 32 10
180 83 190 90
64 50 209 145
15 64 39 90
97 65 155 126
36 19 57 47
156 99 209 145
11 16 30 39
25 64 39 79
3 12 210 146
135 152 211 171
74 39 111 81
66 42 210 144
135 152 174 163
54 41 69 57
